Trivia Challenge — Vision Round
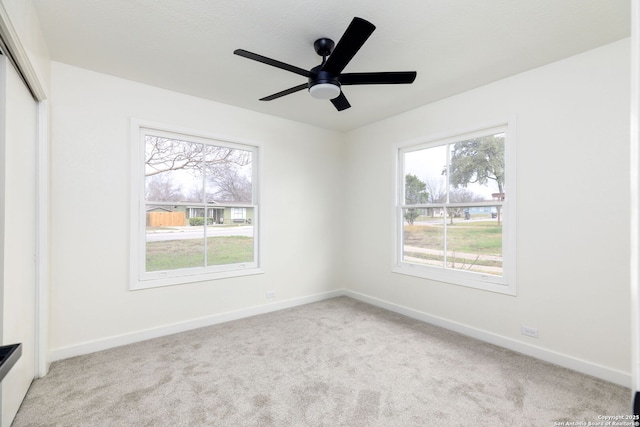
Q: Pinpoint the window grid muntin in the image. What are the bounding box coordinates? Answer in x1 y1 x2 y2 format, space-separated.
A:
139 127 258 281
397 125 509 285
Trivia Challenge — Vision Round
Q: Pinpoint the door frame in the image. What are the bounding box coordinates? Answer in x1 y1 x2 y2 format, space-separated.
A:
0 3 49 378
632 0 640 411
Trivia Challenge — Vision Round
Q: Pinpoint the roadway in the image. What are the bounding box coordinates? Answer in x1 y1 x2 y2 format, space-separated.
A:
146 226 253 242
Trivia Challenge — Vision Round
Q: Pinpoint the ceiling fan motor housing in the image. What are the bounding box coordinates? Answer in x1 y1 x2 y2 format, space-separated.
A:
308 65 341 99
309 65 340 86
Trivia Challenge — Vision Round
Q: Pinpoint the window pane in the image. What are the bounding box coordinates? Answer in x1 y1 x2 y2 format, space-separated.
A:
145 136 203 203
445 206 502 276
402 208 445 268
145 204 204 271
205 145 253 204
403 145 447 204
448 133 505 203
207 207 254 266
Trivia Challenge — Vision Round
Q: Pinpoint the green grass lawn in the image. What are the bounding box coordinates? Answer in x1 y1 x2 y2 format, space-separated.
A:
146 236 254 272
404 220 502 271
446 221 502 254
405 221 501 255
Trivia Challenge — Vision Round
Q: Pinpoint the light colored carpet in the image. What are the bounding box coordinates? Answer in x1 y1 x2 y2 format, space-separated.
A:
13 297 630 426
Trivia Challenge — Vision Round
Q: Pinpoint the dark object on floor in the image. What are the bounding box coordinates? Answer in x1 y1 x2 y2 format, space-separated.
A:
0 343 22 382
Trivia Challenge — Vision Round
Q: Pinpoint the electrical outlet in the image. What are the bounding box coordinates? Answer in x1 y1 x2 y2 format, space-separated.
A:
266 290 276 299
521 325 539 338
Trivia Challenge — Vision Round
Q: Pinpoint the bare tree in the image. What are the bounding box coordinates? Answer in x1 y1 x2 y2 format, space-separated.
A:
144 136 253 204
447 188 485 224
145 174 184 202
205 144 251 169
145 136 251 177
424 177 446 203
449 187 484 203
423 177 446 217
145 136 203 177
207 163 252 203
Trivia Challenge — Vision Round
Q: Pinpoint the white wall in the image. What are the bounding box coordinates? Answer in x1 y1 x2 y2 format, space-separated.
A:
48 62 345 357
344 39 631 381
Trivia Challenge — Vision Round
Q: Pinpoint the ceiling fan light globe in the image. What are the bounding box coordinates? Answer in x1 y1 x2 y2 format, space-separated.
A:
309 83 341 100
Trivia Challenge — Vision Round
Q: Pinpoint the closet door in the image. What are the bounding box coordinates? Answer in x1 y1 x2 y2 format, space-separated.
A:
0 54 38 427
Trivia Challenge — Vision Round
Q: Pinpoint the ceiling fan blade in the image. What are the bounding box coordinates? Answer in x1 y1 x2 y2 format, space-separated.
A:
322 17 375 75
330 92 351 111
259 83 309 101
234 49 312 78
340 71 417 85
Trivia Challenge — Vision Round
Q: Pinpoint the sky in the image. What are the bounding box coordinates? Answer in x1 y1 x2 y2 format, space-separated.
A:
403 142 501 202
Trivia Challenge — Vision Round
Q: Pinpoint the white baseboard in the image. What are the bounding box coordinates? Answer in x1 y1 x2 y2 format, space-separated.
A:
49 288 631 388
49 289 344 362
344 289 631 388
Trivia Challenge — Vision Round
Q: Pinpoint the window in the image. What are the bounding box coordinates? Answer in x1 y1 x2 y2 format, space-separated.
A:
130 121 261 289
231 208 246 220
393 122 516 294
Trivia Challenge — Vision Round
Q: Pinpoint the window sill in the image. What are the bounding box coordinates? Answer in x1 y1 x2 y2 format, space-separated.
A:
392 264 516 296
131 267 264 291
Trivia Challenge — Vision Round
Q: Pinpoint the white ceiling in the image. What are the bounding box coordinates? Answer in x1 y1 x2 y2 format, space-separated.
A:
32 0 630 132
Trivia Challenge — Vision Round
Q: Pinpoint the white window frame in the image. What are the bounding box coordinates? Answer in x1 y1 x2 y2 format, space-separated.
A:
130 119 263 290
392 119 517 295
232 207 246 220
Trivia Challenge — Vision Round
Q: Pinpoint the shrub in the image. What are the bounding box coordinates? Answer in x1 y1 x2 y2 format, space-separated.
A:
188 217 215 226
189 217 204 226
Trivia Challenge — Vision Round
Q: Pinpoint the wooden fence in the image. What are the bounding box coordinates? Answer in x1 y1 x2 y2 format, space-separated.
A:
147 211 186 227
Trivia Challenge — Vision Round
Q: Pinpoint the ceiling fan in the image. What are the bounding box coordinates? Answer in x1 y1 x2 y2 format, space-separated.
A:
233 17 417 111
